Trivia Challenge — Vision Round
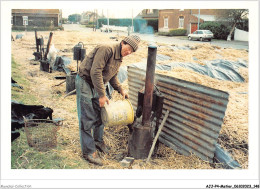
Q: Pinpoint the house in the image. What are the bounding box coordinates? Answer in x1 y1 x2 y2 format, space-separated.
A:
158 9 218 34
136 9 159 20
136 9 159 32
12 9 62 27
80 11 98 25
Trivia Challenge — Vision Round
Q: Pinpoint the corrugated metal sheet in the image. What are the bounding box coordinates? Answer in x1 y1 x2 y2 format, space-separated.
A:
128 66 229 163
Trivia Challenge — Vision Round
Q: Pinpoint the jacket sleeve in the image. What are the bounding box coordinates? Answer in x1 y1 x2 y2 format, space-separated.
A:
109 71 123 93
90 46 112 97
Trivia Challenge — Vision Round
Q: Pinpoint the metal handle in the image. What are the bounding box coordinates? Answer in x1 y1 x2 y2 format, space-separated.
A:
78 42 84 48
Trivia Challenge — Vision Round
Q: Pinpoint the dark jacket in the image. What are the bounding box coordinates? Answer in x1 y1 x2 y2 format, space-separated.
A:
79 43 123 97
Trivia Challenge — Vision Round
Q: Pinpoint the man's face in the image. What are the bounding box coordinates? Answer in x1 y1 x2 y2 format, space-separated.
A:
121 42 134 57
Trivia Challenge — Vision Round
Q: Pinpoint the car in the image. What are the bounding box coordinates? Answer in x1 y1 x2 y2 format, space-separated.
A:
188 30 214 41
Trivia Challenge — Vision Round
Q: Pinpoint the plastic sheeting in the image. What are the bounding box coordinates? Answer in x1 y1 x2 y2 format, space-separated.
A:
234 27 248 42
11 78 23 89
156 54 172 61
168 59 247 82
107 58 247 98
170 46 191 51
47 44 58 69
214 143 241 169
130 62 172 71
107 66 128 97
130 59 248 82
16 34 24 39
53 56 72 74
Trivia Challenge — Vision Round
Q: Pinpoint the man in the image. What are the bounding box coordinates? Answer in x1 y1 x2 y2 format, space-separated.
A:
76 35 140 166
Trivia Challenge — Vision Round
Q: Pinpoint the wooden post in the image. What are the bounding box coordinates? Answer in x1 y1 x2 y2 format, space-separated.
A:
146 110 170 162
35 30 39 52
44 32 53 60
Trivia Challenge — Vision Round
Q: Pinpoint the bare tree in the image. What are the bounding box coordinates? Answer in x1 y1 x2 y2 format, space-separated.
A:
216 9 248 41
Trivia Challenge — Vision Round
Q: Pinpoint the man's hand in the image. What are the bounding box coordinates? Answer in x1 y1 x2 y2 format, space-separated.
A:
99 96 109 107
120 89 129 99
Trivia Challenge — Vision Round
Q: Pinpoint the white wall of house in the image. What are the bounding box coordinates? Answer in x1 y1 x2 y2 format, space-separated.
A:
234 27 248 41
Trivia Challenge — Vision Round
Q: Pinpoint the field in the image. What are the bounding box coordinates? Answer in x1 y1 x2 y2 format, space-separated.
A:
11 30 248 169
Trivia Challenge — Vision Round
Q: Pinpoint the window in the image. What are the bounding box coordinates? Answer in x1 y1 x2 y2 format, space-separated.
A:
147 9 153 14
164 17 168 28
23 16 28 26
179 16 184 28
11 16 13 25
205 30 213 34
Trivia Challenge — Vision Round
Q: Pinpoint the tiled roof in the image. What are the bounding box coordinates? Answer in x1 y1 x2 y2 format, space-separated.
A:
12 9 60 14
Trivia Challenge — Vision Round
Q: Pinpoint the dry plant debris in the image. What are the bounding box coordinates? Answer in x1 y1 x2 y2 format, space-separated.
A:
11 30 248 169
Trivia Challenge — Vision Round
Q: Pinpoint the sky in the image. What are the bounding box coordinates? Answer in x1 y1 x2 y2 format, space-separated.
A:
62 8 143 18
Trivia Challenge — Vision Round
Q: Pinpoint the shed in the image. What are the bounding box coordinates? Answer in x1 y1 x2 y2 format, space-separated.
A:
12 9 62 27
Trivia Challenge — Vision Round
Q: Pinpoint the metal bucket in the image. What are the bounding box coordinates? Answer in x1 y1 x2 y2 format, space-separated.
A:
36 38 44 46
128 122 153 159
73 42 85 61
40 60 49 72
80 48 86 61
66 72 77 93
101 99 134 127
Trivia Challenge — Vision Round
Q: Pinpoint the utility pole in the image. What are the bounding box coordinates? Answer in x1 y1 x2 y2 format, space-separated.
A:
107 9 109 33
95 9 98 31
198 9 200 30
132 9 134 33
93 9 95 31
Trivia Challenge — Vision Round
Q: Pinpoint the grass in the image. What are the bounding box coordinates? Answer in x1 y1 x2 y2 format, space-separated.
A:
11 56 91 169
11 56 40 104
11 130 66 169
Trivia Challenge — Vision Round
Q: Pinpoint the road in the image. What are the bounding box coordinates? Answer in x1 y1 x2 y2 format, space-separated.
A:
63 24 248 50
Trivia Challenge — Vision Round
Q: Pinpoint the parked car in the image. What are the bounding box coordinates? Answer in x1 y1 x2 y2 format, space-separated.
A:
188 30 214 41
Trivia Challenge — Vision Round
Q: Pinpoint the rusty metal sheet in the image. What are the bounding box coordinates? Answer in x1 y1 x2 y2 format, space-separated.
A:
127 66 229 163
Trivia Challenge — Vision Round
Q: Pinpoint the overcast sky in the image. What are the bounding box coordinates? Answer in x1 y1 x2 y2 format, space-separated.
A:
62 9 143 18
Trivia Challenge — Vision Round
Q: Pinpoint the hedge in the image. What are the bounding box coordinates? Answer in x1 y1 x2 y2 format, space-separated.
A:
85 24 96 28
12 26 64 31
158 28 187 36
199 21 231 40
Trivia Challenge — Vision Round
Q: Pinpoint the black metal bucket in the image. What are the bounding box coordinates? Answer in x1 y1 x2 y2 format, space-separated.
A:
36 38 44 46
128 122 154 159
40 60 50 72
66 72 77 94
80 48 86 61
33 52 42 61
73 42 86 62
